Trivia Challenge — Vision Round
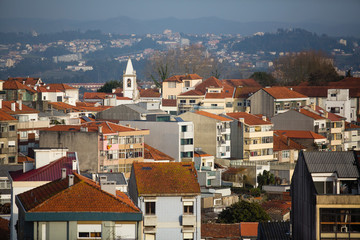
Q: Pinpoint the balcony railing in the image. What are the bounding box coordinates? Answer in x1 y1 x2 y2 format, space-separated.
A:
144 215 157 226
194 105 224 110
182 215 196 226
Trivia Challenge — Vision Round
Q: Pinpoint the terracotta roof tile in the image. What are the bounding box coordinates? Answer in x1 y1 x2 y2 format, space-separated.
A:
164 74 202 83
262 87 308 99
261 200 291 216
132 162 200 195
8 77 42 87
161 99 177 107
201 223 258 238
226 112 272 125
17 172 140 213
328 77 360 87
205 92 226 99
299 108 325 120
179 89 204 96
222 78 262 88
144 144 175 161
1 101 39 114
273 132 306 151
83 92 109 100
47 83 76 91
3 79 37 93
345 122 360 130
314 105 345 122
233 87 261 98
140 88 161 98
0 109 17 121
17 155 35 163
195 111 232 122
276 130 326 140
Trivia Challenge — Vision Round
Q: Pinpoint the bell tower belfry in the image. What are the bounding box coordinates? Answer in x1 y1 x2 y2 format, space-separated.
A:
123 58 137 99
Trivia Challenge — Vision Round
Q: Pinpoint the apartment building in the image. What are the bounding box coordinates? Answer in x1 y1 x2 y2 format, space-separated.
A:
179 111 232 159
325 89 356 122
292 151 360 240
128 162 201 240
119 119 195 162
162 74 203 100
39 121 149 175
344 122 360 151
249 87 309 118
0 104 18 164
225 112 274 161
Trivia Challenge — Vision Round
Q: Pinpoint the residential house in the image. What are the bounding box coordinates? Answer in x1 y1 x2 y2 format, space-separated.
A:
128 162 201 240
0 103 18 164
325 89 356 122
39 121 149 175
194 150 221 187
161 99 177 115
275 130 328 151
9 149 78 240
344 122 360 150
225 112 274 161
83 92 132 106
46 83 79 106
291 151 360 240
248 87 309 118
3 79 38 102
273 131 306 163
0 165 22 205
179 111 232 159
261 200 291 221
119 119 194 162
162 74 203 100
16 172 142 240
0 80 6 100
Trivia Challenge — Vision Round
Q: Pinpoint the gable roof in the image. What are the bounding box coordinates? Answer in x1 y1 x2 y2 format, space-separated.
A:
233 86 261 98
262 87 308 99
8 77 42 87
222 78 262 88
144 144 175 161
1 101 39 114
164 74 202 83
273 132 306 151
140 88 161 98
83 92 109 100
226 112 272 125
10 152 76 181
3 79 37 93
276 130 326 140
195 111 232 122
17 172 140 213
201 223 258 238
0 109 17 121
46 83 76 91
299 108 326 120
161 99 177 107
302 151 359 178
132 162 200 195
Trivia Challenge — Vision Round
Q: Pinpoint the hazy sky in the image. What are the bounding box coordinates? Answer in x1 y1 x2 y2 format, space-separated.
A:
0 0 359 24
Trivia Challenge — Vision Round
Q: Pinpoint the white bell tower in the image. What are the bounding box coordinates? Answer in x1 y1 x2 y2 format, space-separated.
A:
123 58 138 100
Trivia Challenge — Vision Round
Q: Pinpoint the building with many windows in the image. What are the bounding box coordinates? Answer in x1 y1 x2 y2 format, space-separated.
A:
0 102 18 164
128 162 201 240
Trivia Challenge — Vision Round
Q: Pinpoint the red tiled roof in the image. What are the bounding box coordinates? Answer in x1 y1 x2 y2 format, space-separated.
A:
140 88 161 98
132 162 200 195
10 152 76 181
314 105 345 122
328 77 360 87
179 89 204 96
47 83 76 91
195 111 232 122
0 109 17 121
226 112 272 125
194 152 212 157
345 122 360 130
49 102 78 111
42 121 144 134
194 76 222 94
233 87 261 98
17 172 140 213
201 223 258 238
262 87 308 99
164 74 202 83
8 77 42 87
83 92 109 100
261 200 291 216
112 88 123 94
162 99 177 107
273 132 306 151
76 102 97 107
37 86 62 93
276 130 326 140
290 86 329 97
299 108 325 120
1 101 39 114
205 92 226 99
144 144 175 161
0 217 10 240
17 155 35 163
3 79 37 93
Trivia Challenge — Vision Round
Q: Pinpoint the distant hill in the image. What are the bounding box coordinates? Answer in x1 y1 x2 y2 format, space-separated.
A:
0 16 359 37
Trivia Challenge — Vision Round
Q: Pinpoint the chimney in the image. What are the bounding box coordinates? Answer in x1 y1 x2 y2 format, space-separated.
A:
287 137 290 146
11 102 16 111
23 161 34 173
239 118 245 123
61 168 67 179
92 173 97 181
311 102 316 111
80 127 88 132
72 160 77 171
325 111 328 118
262 116 267 121
68 174 74 187
0 99 2 109
17 100 22 110
100 180 116 196
98 126 103 133
245 107 250 113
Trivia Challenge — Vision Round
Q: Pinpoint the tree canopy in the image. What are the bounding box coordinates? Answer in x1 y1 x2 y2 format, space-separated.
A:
272 50 340 85
257 170 275 189
217 200 270 223
97 80 122 93
249 72 277 87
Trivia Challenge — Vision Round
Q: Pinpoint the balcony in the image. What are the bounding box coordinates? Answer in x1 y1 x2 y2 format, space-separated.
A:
144 215 157 227
194 105 224 110
0 132 17 138
317 195 360 205
182 215 196 226
17 120 50 130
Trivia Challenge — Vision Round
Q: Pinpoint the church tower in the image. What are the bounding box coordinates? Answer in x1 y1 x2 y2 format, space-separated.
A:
123 58 138 100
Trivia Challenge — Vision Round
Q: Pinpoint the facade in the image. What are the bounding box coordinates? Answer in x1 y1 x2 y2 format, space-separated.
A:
325 89 356 122
249 87 309 118
162 74 203 100
39 121 149 175
291 151 360 240
194 150 221 187
9 149 77 240
273 131 305 163
179 111 232 159
16 172 142 240
225 112 274 161
128 162 201 240
0 103 18 164
344 122 360 151
274 130 327 151
119 120 195 162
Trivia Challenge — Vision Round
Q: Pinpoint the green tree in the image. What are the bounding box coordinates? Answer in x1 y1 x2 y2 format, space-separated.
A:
97 80 122 93
250 72 277 87
217 200 270 223
272 50 340 85
257 170 275 189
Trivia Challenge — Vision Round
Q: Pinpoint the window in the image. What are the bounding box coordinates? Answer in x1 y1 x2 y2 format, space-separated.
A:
181 125 187 132
237 102 242 106
330 93 337 97
181 138 193 145
78 224 102 239
183 204 194 215
211 104 218 106
226 102 232 107
330 107 340 113
8 141 15 147
189 100 196 104
9 125 15 131
262 136 273 143
181 152 193 158
184 81 190 87
168 82 176 88
180 100 186 104
57 96 63 102
168 95 176 99
282 150 290 158
145 202 156 215
127 79 131 88
20 131 28 138
8 156 16 163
